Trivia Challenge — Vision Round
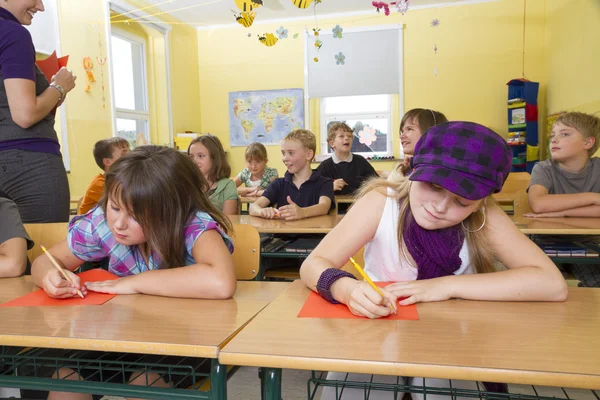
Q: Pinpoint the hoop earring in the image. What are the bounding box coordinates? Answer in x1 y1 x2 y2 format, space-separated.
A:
461 204 486 233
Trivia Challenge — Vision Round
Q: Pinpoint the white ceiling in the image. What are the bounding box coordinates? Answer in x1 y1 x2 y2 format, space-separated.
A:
141 0 477 28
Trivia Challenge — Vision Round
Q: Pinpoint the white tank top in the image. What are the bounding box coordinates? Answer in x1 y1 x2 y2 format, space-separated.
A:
364 190 475 281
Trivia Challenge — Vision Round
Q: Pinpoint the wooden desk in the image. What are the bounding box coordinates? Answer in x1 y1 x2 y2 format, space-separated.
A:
220 280 600 398
227 215 343 234
0 278 288 399
512 215 600 235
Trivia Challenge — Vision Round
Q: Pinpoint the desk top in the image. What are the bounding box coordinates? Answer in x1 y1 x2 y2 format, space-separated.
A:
227 215 343 234
220 280 600 389
0 279 288 358
512 215 600 235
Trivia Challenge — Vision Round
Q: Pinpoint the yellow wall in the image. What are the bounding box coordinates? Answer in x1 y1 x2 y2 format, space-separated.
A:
544 0 600 157
197 0 547 176
57 0 201 196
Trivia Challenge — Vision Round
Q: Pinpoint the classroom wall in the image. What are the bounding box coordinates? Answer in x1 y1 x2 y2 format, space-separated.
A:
56 0 202 196
197 0 547 176
544 0 600 157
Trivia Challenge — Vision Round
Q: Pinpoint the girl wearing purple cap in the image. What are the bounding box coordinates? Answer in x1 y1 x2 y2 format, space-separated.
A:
301 121 567 399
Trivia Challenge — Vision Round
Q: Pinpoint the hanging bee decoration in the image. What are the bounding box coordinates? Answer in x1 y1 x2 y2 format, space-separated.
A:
233 10 255 27
258 33 278 47
291 0 314 9
234 0 262 12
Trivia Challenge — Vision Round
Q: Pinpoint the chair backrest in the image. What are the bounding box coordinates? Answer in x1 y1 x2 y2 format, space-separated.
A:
23 223 69 261
231 223 260 280
513 189 532 216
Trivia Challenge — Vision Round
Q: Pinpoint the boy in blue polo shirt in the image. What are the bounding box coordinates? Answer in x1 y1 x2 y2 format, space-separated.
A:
250 129 335 220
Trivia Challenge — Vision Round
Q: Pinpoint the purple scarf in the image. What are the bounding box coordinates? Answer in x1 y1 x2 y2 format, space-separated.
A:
403 209 465 280
402 208 509 394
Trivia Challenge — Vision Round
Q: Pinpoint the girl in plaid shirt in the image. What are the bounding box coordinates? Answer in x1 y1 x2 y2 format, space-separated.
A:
32 145 236 300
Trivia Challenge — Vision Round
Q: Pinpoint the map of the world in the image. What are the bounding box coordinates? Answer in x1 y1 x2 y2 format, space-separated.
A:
229 89 304 146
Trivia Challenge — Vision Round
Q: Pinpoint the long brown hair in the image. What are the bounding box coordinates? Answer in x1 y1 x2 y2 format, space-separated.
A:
102 145 232 269
357 177 495 274
398 109 448 175
188 134 231 184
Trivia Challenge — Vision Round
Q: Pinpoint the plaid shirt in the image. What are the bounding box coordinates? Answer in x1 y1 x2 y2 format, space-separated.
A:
236 167 279 189
68 206 233 277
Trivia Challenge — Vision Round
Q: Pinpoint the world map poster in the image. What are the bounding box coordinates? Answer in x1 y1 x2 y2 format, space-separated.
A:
228 89 304 146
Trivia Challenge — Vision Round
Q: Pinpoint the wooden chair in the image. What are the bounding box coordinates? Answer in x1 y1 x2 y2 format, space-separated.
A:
23 223 69 262
231 223 260 280
513 189 532 216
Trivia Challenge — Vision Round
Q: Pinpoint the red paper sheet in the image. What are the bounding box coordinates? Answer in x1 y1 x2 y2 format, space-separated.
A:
35 51 69 82
1 269 118 307
298 282 419 320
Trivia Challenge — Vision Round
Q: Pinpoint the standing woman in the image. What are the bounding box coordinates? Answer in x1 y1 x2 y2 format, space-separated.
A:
0 0 76 222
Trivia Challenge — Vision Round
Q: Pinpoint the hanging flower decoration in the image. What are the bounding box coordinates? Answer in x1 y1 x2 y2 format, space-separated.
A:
313 57 319 62
434 44 437 54
314 39 323 50
332 25 343 39
372 1 390 16
358 126 377 146
293 33 299 39
430 18 440 27
276 26 288 39
335 52 345 65
395 0 409 14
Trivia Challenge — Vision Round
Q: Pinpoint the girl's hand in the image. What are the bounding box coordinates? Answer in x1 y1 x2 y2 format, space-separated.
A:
278 196 305 220
345 280 398 319
524 211 565 218
42 269 87 299
260 207 280 219
85 277 138 295
385 278 452 306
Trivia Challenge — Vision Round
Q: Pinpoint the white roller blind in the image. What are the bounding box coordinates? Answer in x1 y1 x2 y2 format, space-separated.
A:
307 26 402 98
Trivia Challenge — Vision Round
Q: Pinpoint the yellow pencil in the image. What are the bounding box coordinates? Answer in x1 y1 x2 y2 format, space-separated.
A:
349 257 397 314
41 245 84 299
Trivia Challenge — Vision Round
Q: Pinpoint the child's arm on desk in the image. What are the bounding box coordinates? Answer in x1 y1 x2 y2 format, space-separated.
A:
278 196 331 220
249 196 279 219
526 204 600 218
528 185 600 214
0 237 28 278
86 230 236 299
31 240 87 298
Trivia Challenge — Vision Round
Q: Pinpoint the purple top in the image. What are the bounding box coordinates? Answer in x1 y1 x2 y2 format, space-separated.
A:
0 7 61 156
0 7 36 81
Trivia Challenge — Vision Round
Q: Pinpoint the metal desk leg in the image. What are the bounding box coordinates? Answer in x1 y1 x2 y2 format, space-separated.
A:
210 359 227 400
261 367 282 400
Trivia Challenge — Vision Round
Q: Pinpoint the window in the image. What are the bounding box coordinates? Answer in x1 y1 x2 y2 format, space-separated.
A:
319 94 393 158
110 31 149 148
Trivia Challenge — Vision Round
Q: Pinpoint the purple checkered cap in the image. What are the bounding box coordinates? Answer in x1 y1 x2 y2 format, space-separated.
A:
408 121 512 200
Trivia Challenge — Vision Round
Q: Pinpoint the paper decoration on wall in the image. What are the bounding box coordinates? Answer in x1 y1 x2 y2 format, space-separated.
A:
395 0 409 14
313 57 319 62
291 0 314 8
431 18 440 27
248 33 252 37
35 51 69 83
96 33 107 109
276 26 288 39
233 10 255 27
258 33 278 46
372 1 390 16
359 126 377 146
293 33 299 39
234 0 262 12
82 57 95 92
335 52 345 65
332 25 343 39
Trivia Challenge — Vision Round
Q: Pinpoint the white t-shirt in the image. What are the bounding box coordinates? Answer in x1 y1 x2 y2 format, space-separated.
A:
364 189 475 281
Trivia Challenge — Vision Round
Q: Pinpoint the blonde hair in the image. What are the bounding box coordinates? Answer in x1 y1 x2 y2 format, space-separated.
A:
327 122 353 143
245 142 268 163
283 129 317 158
554 112 600 156
357 178 496 275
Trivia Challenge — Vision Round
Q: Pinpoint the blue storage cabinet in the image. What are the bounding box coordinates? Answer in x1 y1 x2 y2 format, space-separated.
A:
506 79 539 173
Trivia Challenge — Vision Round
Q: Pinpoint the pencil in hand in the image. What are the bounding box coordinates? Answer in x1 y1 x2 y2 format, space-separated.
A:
40 245 85 299
349 257 397 314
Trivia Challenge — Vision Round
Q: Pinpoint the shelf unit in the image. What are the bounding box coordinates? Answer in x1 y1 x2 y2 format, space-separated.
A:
506 79 539 173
